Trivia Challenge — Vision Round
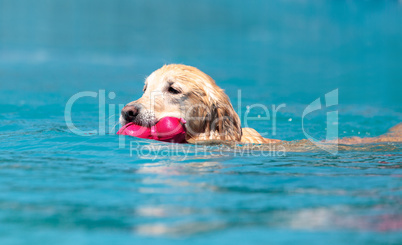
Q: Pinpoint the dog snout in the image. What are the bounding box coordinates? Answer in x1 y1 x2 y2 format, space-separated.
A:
121 105 141 122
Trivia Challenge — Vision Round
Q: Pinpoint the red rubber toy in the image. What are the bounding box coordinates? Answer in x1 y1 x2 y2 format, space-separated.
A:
117 117 187 143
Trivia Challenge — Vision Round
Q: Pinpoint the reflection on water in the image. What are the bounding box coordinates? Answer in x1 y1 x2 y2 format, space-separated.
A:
117 145 402 237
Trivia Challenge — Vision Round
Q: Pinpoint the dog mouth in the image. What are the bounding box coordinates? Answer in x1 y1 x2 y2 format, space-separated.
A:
120 111 156 128
132 117 156 127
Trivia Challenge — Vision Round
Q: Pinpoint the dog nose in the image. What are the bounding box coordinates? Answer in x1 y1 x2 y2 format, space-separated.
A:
121 105 140 122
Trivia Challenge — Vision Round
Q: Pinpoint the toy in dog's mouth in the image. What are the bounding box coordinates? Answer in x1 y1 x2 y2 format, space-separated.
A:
117 117 187 143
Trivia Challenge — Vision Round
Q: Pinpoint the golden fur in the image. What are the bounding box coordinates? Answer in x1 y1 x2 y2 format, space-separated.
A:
121 64 400 144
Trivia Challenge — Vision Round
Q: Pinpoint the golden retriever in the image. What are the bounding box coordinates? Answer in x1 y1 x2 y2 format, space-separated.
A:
120 64 401 144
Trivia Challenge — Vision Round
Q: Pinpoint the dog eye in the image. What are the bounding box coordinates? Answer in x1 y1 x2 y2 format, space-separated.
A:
168 86 181 94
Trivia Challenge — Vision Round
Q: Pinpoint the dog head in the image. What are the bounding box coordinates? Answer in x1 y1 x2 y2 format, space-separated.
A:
120 64 241 142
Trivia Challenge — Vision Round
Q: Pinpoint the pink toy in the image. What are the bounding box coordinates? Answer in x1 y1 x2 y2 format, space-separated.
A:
117 117 187 143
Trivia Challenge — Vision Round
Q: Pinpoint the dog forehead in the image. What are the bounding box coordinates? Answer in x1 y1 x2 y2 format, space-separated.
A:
145 65 219 101
145 71 167 88
146 69 186 88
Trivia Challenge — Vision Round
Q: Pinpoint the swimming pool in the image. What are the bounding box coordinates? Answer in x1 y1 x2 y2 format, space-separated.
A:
0 0 401 244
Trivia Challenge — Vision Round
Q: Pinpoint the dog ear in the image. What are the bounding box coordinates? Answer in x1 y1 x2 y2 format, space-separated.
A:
210 95 242 141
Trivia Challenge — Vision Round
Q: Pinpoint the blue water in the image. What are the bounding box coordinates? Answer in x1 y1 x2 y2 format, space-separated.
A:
1 0 402 244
